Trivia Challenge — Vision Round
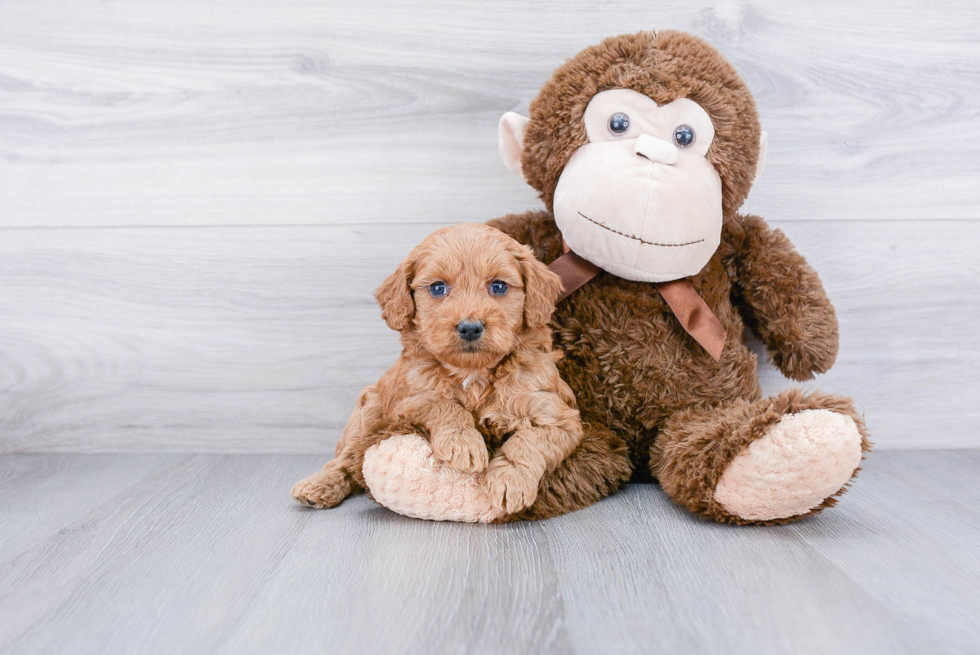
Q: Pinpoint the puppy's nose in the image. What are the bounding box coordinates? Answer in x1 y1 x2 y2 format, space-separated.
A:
456 319 485 342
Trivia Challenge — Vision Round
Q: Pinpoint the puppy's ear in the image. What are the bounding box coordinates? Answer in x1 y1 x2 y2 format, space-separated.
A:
511 242 563 329
376 257 416 332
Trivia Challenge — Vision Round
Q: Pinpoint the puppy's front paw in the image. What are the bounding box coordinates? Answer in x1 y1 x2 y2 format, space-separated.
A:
430 425 489 473
291 467 350 508
485 457 540 515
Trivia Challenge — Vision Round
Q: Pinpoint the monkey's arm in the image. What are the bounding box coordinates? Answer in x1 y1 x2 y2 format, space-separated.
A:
487 210 565 265
726 214 839 381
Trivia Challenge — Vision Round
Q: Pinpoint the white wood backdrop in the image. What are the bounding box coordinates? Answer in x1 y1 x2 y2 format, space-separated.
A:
1 0 978 452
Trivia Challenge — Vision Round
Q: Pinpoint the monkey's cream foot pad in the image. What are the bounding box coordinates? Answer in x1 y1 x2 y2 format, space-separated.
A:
363 434 503 523
714 409 864 521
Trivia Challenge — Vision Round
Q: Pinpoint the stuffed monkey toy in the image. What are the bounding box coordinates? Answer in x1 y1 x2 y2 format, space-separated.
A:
364 30 870 524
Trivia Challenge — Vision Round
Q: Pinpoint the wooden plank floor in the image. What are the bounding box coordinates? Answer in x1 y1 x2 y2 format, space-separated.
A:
1 450 978 654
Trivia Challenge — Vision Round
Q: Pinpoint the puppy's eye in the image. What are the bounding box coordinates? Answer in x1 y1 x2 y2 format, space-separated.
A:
672 124 695 148
608 112 630 136
428 281 448 298
489 280 508 296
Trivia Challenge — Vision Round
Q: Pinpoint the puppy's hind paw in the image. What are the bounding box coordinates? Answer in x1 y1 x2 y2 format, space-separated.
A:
291 466 351 509
485 457 540 514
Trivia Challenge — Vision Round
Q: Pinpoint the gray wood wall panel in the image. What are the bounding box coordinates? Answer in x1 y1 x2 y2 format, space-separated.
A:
1 220 976 453
2 1 979 227
1 1 978 452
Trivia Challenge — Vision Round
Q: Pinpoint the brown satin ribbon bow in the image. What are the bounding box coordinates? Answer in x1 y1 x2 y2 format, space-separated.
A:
548 242 727 362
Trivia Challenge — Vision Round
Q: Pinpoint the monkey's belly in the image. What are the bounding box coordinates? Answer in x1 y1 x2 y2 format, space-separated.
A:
552 292 761 449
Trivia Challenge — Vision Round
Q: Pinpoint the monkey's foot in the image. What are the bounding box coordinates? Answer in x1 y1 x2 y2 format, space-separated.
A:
362 434 504 523
713 409 864 521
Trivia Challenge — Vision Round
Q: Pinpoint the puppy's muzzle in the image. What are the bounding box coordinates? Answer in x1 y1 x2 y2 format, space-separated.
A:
456 319 485 342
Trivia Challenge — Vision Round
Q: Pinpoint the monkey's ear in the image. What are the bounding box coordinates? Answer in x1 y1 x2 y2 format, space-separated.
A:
375 259 416 332
499 112 530 179
755 130 768 181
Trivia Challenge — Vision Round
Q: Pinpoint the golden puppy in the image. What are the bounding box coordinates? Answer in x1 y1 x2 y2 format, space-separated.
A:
291 222 582 515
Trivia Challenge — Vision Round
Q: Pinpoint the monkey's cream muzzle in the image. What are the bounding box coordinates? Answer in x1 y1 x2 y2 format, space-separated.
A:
553 135 723 283
550 89 723 284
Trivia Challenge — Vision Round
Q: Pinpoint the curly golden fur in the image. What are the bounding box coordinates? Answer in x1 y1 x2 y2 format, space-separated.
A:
292 223 630 518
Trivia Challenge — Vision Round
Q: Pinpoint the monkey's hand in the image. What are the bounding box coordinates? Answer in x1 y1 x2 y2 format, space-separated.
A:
728 214 839 381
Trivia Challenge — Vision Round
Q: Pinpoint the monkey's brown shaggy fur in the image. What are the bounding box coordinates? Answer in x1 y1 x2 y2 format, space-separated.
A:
489 30 871 524
521 30 761 221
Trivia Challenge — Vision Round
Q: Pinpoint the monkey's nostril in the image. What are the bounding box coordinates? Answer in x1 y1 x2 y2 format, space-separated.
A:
456 320 485 342
634 134 679 165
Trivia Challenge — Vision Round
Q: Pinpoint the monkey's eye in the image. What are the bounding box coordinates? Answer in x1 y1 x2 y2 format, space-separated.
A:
673 125 696 148
489 280 509 296
428 281 448 298
607 112 631 136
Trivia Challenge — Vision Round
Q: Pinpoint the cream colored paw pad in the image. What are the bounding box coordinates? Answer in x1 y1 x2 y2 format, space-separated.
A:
362 434 503 523
713 409 863 521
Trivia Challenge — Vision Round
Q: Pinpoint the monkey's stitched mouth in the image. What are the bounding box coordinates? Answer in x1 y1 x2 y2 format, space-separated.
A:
577 212 705 248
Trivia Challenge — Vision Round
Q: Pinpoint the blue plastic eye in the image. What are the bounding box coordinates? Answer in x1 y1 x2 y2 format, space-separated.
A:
673 125 695 148
608 112 630 136
489 280 508 296
429 281 448 298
